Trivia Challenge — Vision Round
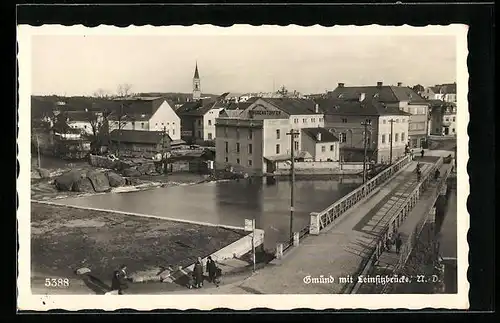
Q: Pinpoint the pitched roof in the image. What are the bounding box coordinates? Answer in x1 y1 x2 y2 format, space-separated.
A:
109 129 171 144
430 83 457 95
258 98 321 115
315 98 411 116
329 85 428 105
100 98 168 120
194 62 200 79
302 127 339 143
176 99 220 116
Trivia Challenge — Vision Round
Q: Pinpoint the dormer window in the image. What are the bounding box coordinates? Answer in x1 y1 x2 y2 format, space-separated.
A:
338 94 344 99
374 93 379 98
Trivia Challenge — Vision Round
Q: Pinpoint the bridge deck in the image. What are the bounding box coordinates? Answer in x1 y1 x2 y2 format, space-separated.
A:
219 160 438 294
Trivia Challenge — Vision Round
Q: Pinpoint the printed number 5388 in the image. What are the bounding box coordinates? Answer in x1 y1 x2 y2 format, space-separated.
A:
44 278 70 287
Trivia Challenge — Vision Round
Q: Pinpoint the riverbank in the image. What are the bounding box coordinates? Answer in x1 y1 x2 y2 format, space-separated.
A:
31 202 250 294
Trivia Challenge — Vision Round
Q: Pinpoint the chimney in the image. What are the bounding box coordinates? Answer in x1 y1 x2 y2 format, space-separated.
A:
338 83 345 88
315 103 319 113
397 82 403 87
377 81 383 88
359 93 366 102
316 132 322 141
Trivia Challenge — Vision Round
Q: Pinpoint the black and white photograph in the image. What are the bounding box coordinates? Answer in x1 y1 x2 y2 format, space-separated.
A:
17 24 469 310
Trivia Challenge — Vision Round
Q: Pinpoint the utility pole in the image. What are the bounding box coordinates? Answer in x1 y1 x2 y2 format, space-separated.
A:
36 134 41 169
162 126 168 174
117 103 123 157
361 119 371 184
286 129 300 241
389 118 394 164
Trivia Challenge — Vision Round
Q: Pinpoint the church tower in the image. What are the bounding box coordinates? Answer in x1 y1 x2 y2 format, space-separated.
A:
192 61 201 101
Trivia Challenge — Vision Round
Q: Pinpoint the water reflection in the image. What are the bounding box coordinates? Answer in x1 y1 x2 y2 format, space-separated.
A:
58 177 361 248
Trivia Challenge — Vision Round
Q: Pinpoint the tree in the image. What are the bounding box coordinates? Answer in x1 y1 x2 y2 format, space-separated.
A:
412 84 425 94
93 88 109 98
117 83 132 98
52 112 70 134
277 85 288 96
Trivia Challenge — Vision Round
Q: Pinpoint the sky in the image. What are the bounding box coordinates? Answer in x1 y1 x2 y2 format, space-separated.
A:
31 34 457 96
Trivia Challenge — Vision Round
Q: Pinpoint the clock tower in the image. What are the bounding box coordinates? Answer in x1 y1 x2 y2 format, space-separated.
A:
192 62 201 101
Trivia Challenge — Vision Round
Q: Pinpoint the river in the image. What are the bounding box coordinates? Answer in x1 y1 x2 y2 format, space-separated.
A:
57 177 361 248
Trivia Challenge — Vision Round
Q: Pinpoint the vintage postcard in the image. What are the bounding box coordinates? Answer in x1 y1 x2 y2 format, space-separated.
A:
17 24 469 310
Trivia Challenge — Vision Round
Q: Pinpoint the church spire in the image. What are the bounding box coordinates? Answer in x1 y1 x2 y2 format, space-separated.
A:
194 61 200 79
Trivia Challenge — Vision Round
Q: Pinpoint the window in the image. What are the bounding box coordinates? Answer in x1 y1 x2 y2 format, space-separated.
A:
248 129 253 139
225 157 228 162
395 133 399 142
452 128 455 133
172 129 175 135
319 118 324 123
208 120 212 126
342 118 348 123
321 146 326 152
303 118 307 123
401 132 405 142
382 134 386 144
141 122 146 129
276 144 280 154
311 118 316 123
248 160 253 166
294 118 299 124
339 133 347 143
276 129 281 139
248 144 253 154
330 145 334 151
383 119 387 124
208 133 212 140
445 118 449 122
396 119 399 123
236 143 240 153
84 125 87 129
236 158 240 164
197 131 202 138
452 117 456 122
294 141 299 151
198 119 202 126
225 142 228 153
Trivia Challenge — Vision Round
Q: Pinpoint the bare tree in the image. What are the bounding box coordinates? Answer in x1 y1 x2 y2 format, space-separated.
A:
93 88 109 98
117 83 133 98
277 85 288 97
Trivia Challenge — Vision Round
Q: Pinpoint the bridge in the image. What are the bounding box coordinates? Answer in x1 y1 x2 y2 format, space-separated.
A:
183 151 454 294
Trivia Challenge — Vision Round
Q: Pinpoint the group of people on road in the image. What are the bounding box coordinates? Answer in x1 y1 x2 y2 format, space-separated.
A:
385 233 403 254
405 144 425 161
109 256 223 295
188 256 222 289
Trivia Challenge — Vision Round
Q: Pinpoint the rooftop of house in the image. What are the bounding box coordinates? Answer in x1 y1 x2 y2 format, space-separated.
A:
429 83 457 95
109 129 172 144
302 127 339 143
176 98 221 116
257 97 322 116
103 98 174 121
315 97 412 117
328 83 428 105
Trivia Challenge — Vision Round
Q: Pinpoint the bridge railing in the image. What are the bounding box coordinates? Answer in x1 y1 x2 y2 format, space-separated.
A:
347 157 446 294
309 154 412 234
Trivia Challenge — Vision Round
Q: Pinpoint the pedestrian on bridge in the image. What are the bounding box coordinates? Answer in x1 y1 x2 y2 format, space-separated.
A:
434 169 441 181
385 236 393 252
193 258 204 288
395 234 402 254
421 149 425 158
417 169 422 182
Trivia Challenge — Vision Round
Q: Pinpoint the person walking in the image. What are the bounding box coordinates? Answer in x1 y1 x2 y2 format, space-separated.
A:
410 149 414 160
206 256 217 283
111 264 128 295
385 235 392 252
193 257 204 288
434 168 441 181
395 234 402 254
421 149 425 158
417 168 422 182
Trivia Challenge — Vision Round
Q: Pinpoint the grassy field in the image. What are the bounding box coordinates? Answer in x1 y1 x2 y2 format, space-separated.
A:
31 202 246 283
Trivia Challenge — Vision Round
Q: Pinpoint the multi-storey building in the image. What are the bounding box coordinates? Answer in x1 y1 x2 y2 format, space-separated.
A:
429 100 457 136
328 82 429 149
215 97 326 174
316 94 411 163
106 97 181 141
421 83 457 103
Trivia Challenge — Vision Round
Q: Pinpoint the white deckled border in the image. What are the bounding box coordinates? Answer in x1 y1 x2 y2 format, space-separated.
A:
17 24 470 311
